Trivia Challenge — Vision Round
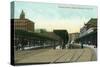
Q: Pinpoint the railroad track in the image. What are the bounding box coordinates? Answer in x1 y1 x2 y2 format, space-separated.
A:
76 48 93 62
66 49 84 62
70 49 84 62
49 49 84 63
51 49 92 63
50 50 69 63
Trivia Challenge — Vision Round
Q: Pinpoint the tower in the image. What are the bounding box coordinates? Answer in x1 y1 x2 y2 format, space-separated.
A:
20 10 25 19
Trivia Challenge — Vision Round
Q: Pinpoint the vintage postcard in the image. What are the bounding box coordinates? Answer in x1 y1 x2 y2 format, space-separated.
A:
11 1 97 65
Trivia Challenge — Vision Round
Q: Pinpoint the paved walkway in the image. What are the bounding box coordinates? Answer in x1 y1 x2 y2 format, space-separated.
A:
15 47 97 64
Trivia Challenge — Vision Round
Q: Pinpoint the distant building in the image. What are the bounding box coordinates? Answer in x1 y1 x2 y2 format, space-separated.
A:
69 33 80 43
79 18 97 47
14 10 34 32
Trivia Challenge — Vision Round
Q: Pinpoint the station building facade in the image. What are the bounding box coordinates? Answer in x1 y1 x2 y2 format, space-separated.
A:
79 18 97 47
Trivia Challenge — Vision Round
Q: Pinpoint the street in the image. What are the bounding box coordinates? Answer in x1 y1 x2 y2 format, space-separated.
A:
15 45 97 64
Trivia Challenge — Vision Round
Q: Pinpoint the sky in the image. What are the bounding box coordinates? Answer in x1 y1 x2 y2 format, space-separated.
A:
13 1 97 33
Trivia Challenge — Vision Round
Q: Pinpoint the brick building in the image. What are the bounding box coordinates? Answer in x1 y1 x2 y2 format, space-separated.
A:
14 10 34 32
